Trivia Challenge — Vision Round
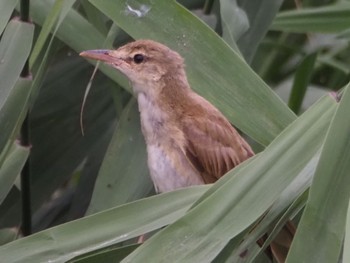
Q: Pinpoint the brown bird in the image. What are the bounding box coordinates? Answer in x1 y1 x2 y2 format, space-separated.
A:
80 40 293 262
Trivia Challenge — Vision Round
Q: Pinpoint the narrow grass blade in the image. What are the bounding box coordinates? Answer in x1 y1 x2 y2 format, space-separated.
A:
288 52 317 114
0 0 18 35
237 0 284 63
344 202 350 263
0 77 32 167
0 20 33 109
272 3 350 33
0 143 29 205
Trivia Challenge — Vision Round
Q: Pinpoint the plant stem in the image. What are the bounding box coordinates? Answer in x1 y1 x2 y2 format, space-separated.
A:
20 0 32 236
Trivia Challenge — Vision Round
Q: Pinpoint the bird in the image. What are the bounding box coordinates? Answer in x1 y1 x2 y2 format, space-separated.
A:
80 39 293 262
80 39 254 192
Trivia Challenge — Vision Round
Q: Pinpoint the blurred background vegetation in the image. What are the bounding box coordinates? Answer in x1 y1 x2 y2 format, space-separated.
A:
0 0 350 262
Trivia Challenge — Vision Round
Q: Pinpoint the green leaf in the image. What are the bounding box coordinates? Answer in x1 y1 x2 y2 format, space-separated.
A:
344 201 350 263
0 186 208 263
229 154 319 261
0 228 17 246
29 0 76 102
121 95 336 263
88 0 296 146
29 0 104 50
0 0 18 35
86 99 152 215
288 52 318 114
337 27 350 40
68 244 140 263
236 0 284 63
0 21 33 163
272 3 350 33
29 0 72 66
0 78 32 167
0 143 29 205
219 0 248 55
80 1 108 35
0 19 33 110
286 86 350 263
318 55 350 75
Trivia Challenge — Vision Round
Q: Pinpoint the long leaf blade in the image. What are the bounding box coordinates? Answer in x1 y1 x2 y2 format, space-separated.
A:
0 143 29 205
0 20 33 110
0 186 208 263
286 86 350 263
272 3 350 33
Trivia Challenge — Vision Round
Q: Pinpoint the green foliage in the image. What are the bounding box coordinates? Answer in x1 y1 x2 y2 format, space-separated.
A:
287 86 350 263
0 0 349 262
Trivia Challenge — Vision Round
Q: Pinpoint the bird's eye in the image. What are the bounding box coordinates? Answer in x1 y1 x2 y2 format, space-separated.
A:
133 54 144 64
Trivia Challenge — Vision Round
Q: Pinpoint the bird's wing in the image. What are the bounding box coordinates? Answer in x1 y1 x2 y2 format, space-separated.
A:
182 111 254 183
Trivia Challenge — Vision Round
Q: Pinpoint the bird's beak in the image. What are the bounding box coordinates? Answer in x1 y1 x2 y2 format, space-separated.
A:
79 49 117 64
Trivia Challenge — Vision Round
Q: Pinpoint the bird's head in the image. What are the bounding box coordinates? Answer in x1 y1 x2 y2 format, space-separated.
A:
80 40 186 95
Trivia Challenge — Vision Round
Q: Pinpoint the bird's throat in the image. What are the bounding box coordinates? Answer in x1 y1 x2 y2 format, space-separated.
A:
137 92 169 145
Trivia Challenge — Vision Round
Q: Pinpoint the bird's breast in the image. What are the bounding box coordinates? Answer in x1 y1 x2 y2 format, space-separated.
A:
137 93 204 193
147 144 203 193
